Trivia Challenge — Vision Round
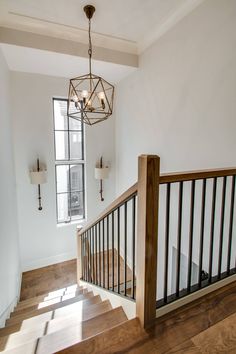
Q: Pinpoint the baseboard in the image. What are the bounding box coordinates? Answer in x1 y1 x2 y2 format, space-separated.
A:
0 297 18 328
0 271 22 328
156 274 236 318
22 252 77 272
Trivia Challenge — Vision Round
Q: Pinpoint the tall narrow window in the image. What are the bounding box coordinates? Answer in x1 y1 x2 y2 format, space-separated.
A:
53 98 85 223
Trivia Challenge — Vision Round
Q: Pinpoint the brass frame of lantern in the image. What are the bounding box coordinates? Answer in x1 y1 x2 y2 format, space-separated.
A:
67 5 114 126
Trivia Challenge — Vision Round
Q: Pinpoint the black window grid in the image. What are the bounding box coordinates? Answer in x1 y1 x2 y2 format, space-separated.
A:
53 98 86 224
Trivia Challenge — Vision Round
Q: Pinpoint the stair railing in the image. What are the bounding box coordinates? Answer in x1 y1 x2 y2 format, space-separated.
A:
157 167 236 310
78 155 236 328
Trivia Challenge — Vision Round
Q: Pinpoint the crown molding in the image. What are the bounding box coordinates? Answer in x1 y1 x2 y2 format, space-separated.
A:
0 11 138 55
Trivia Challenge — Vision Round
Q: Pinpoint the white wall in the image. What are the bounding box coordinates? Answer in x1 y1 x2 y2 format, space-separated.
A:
11 72 115 271
0 49 21 327
115 0 236 194
115 0 236 299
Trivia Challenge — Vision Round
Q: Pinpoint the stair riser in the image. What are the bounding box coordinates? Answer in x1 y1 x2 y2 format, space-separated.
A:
15 286 82 311
0 296 102 337
12 289 86 317
0 301 112 352
6 293 94 327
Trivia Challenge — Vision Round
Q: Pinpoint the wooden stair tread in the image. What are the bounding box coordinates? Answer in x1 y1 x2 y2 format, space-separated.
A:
37 306 128 354
0 300 112 352
12 289 86 317
1 307 127 354
6 292 94 326
0 339 38 354
192 311 236 353
15 285 82 311
57 317 146 354
0 295 102 337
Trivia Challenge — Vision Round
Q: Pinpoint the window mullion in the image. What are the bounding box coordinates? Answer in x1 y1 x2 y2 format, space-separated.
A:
54 98 85 224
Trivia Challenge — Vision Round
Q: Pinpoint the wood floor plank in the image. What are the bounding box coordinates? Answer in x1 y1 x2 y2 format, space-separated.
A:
192 312 236 354
144 281 236 354
36 307 127 354
20 259 77 301
165 339 202 354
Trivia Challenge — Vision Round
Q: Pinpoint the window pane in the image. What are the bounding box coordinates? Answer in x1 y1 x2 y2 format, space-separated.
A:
70 165 83 191
70 191 84 220
56 165 69 193
53 98 85 224
55 131 69 160
69 132 82 160
69 117 82 131
54 100 68 130
57 193 70 223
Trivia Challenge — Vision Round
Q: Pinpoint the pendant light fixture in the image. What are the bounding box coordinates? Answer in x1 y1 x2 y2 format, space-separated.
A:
67 5 114 126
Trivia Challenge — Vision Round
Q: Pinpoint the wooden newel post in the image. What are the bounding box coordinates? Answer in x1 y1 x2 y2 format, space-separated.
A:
136 155 160 328
77 231 82 284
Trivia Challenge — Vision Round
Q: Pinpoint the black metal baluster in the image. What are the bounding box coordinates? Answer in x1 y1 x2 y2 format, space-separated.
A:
95 223 98 285
198 179 206 287
124 201 128 296
187 180 195 293
81 234 83 280
89 228 92 282
176 181 183 297
227 176 236 274
82 234 85 280
99 221 101 286
117 206 120 294
218 177 227 279
92 226 95 283
85 232 87 281
209 177 217 283
132 196 136 299
103 218 105 288
112 211 115 291
107 215 110 290
164 183 171 303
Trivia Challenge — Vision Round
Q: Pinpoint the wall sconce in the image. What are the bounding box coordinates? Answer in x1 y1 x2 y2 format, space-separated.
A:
95 157 109 201
29 158 47 210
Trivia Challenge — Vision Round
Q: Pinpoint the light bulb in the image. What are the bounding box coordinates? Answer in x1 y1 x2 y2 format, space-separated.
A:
98 91 105 109
81 90 89 98
98 92 105 100
87 99 95 112
72 95 78 102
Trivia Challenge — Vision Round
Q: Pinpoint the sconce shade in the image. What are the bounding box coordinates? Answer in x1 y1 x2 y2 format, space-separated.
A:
95 167 109 180
30 171 47 185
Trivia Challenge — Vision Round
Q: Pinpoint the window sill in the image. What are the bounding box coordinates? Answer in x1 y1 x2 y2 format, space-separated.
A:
57 219 87 228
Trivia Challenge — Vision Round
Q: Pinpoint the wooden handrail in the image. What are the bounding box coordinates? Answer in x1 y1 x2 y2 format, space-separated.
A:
79 167 236 236
79 182 138 235
160 167 236 184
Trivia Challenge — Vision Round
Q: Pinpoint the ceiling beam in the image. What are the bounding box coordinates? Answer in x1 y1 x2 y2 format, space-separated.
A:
0 27 138 68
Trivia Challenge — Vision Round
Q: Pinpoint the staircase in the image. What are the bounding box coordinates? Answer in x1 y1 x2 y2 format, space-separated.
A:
0 284 145 353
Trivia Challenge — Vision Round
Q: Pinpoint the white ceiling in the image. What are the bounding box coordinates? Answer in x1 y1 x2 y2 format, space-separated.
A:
0 0 204 80
0 0 204 53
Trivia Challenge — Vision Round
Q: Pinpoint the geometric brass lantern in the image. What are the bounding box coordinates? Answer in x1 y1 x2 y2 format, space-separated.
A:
67 5 114 126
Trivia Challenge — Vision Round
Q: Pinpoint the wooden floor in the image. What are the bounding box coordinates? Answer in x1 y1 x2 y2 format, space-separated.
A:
19 260 236 353
20 259 77 301
124 280 236 353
